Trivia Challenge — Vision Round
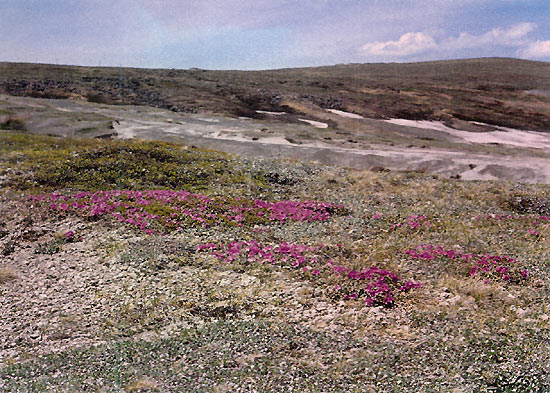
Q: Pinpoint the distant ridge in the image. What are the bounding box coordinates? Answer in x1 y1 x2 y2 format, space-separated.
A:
2 57 550 131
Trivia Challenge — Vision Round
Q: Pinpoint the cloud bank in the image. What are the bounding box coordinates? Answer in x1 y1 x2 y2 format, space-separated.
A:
360 32 437 57
518 41 550 59
359 23 549 61
445 22 536 49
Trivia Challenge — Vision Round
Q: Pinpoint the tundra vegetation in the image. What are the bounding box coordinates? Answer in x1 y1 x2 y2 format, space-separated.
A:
0 129 548 392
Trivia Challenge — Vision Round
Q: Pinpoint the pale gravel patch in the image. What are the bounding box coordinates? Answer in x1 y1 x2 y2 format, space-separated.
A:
384 118 550 149
0 220 117 363
327 109 365 119
298 119 329 128
256 110 287 116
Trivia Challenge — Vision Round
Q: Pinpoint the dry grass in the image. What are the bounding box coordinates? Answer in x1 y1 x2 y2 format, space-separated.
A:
0 266 17 284
125 377 159 392
437 274 508 306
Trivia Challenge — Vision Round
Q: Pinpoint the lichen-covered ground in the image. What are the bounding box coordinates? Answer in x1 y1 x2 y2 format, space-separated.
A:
0 131 549 392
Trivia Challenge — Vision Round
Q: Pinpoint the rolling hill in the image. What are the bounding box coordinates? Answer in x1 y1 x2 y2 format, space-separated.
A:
2 57 550 131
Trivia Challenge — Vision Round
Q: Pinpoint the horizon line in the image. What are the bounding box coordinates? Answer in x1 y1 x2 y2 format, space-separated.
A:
1 56 549 73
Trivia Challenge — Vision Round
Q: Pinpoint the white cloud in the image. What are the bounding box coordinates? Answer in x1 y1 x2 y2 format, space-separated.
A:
518 40 550 59
360 32 437 57
358 23 544 61
445 22 536 49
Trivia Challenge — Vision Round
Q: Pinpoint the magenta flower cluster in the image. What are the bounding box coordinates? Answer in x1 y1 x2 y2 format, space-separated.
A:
28 190 346 234
475 213 550 236
372 212 383 220
404 244 528 283
197 240 323 265
198 241 422 306
330 263 423 305
392 214 431 230
63 230 78 242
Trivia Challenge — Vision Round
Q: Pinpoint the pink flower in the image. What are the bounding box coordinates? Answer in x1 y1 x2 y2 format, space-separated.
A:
197 243 217 251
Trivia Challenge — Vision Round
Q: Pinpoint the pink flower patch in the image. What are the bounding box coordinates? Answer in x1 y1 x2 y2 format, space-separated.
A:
31 190 347 235
405 244 529 284
197 241 421 306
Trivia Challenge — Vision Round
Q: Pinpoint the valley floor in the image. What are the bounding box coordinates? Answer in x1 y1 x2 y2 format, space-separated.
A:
2 94 550 184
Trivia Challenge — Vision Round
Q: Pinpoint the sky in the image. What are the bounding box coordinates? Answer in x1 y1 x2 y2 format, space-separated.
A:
2 0 550 70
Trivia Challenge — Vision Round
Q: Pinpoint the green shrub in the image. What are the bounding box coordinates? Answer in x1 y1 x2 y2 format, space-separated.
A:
1 132 266 194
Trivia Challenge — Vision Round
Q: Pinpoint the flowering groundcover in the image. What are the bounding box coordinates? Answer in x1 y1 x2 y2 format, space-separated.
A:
198 240 422 306
28 189 348 234
404 243 529 284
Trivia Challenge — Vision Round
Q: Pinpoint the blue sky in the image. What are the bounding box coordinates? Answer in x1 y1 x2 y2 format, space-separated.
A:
2 0 550 69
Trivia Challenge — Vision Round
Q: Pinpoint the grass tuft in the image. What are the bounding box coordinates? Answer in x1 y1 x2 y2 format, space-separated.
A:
0 266 17 284
1 117 26 131
125 377 159 392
